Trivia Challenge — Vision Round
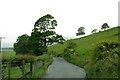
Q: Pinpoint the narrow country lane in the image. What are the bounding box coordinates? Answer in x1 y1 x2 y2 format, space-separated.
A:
43 57 86 78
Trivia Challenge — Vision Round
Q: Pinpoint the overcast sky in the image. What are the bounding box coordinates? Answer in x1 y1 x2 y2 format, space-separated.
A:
0 0 119 48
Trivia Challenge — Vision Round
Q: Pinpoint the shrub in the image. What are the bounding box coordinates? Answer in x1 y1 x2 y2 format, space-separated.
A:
86 41 119 78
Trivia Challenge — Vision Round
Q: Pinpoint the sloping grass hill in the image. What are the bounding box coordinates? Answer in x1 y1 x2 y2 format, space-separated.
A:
48 26 119 71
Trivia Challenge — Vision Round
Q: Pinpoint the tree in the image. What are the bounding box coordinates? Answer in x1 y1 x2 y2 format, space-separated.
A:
14 34 30 54
91 29 97 34
29 14 65 55
76 27 85 36
101 23 110 31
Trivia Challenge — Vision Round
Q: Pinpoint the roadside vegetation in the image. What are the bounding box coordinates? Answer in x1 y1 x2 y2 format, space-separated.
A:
48 26 119 78
2 50 52 79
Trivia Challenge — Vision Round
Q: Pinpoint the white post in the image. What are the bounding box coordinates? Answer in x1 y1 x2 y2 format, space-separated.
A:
118 1 120 26
0 37 5 80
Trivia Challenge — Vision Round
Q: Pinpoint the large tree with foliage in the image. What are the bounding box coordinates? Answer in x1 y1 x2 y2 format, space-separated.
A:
29 14 65 55
14 34 30 54
76 27 85 36
101 23 110 31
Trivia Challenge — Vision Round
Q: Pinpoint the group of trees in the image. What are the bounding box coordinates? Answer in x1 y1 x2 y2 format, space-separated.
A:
76 23 110 36
14 14 65 56
14 14 110 56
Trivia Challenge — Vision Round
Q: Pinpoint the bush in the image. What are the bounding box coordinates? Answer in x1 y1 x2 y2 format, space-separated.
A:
86 41 119 78
14 34 30 54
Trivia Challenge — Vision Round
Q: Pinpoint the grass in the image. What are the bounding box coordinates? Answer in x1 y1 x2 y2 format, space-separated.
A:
48 27 119 64
2 50 53 79
9 66 22 78
1 50 16 61
2 62 32 79
31 54 53 78
48 26 119 78
31 67 45 78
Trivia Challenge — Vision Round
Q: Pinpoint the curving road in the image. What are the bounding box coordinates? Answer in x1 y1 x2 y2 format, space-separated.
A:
43 57 86 78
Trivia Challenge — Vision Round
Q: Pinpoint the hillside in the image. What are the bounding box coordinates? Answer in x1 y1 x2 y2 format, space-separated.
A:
48 26 119 78
48 26 119 56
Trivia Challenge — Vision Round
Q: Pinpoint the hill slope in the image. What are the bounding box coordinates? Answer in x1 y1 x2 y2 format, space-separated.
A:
48 26 119 57
48 26 119 78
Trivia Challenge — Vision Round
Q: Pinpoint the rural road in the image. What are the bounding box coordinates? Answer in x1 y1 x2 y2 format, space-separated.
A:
43 57 86 78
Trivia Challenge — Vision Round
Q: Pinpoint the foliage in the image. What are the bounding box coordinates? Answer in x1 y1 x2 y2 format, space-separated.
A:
13 14 65 56
87 41 119 78
28 31 46 55
34 54 50 61
15 54 35 61
64 41 76 57
14 34 30 54
29 14 65 55
76 27 85 36
30 54 53 78
101 23 110 31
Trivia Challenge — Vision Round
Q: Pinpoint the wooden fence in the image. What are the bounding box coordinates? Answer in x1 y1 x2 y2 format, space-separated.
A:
2 60 42 80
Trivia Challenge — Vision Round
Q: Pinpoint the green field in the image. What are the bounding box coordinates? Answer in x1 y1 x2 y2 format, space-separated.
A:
2 50 16 61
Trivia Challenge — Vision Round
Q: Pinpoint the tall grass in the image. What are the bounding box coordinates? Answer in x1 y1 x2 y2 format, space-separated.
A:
2 50 16 61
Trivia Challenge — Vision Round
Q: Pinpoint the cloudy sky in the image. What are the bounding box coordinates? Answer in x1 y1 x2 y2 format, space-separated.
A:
0 0 119 48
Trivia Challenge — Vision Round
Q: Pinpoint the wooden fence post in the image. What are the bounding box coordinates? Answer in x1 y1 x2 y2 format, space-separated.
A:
30 61 33 75
8 62 10 80
22 60 25 79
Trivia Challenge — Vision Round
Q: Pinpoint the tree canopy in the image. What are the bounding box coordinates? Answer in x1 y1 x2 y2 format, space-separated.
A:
14 34 30 54
76 27 85 36
101 23 110 31
29 14 65 55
